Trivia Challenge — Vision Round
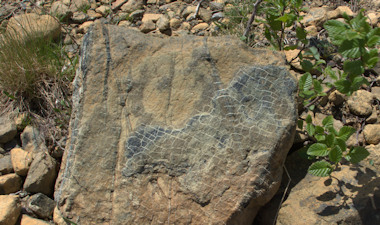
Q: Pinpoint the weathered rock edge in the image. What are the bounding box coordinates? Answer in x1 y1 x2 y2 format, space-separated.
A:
55 21 297 224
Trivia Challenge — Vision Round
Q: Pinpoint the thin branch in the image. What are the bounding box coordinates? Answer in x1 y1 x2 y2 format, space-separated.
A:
193 0 205 19
243 0 263 38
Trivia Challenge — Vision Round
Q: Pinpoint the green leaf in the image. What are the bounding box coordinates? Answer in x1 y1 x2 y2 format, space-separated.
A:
329 145 343 163
308 161 333 177
284 45 298 50
296 26 307 40
351 76 369 92
301 60 313 73
299 73 313 91
306 114 312 124
324 20 350 45
313 79 323 93
307 143 329 156
315 126 325 134
297 120 304 129
338 126 356 141
315 134 326 142
343 60 364 76
334 79 352 95
367 35 380 47
306 123 315 136
335 138 347 152
346 147 370 163
339 39 365 59
325 134 336 147
325 66 338 81
322 115 334 129
308 104 315 111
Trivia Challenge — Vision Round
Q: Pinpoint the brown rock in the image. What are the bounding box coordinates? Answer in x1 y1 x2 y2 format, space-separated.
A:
182 5 212 22
55 23 297 224
141 13 161 23
191 22 209 33
11 148 32 176
169 18 181 29
305 25 318 37
77 21 94 34
50 1 72 20
336 6 354 17
0 195 21 225
366 109 378 124
157 15 170 32
53 206 69 225
6 13 61 42
69 0 90 12
301 7 328 27
20 214 50 225
347 90 374 117
328 90 345 106
139 20 156 33
0 173 22 194
121 0 143 13
24 152 58 196
363 124 380 145
86 10 102 20
95 5 111 16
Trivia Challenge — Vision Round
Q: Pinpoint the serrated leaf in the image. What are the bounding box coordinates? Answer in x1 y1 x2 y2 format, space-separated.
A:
335 138 347 152
322 115 334 129
338 126 356 141
299 73 313 91
346 147 370 163
329 145 343 163
343 60 364 76
339 39 365 58
301 60 314 73
307 143 329 156
308 161 333 177
324 20 350 45
325 134 336 147
334 79 352 95
315 126 325 134
315 134 326 142
306 123 315 136
313 79 323 93
351 76 369 92
367 35 380 47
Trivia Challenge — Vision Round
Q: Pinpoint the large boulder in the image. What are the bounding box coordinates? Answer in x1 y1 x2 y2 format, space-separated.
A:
55 22 297 224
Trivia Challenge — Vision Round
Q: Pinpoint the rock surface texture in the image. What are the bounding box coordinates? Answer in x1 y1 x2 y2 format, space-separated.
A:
54 22 297 224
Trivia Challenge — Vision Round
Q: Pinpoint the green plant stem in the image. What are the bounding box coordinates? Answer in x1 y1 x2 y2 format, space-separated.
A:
243 0 263 38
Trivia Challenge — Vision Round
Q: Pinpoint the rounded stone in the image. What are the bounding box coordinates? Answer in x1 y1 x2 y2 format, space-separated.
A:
363 124 380 145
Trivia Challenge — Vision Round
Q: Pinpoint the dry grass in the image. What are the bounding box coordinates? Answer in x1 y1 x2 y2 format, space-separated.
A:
0 17 76 150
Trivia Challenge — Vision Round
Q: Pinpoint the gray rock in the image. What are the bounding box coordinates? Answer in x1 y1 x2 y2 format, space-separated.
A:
0 115 17 144
55 22 297 224
156 15 170 32
50 1 72 20
24 152 57 196
27 193 55 219
21 126 47 155
0 155 13 175
211 12 224 21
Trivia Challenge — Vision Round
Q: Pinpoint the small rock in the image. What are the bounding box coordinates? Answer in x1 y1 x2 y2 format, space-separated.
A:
366 143 380 169
142 13 161 23
211 12 224 21
87 9 103 20
27 193 55 219
112 0 127 10
284 49 302 70
181 21 191 31
118 20 132 27
11 148 32 176
21 126 47 155
140 20 156 33
336 6 354 17
182 6 212 22
347 90 374 117
21 214 50 225
0 195 21 225
301 7 328 27
69 0 90 12
363 124 380 145
157 15 170 32
129 9 145 21
23 152 58 196
366 109 378 124
210 1 224 11
0 173 22 194
78 21 94 34
191 22 209 33
328 90 345 106
169 18 181 29
0 115 17 144
372 86 380 100
95 5 111 16
305 25 318 37
366 12 379 26
50 1 72 20
326 9 340 20
346 132 364 147
71 11 88 23
0 155 14 175
121 0 144 13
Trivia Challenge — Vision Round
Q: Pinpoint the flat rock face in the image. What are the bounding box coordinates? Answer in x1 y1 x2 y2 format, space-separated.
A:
55 22 297 224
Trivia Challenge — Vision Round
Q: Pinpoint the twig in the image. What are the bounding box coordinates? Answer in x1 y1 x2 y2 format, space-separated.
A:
304 87 336 109
193 0 205 19
243 0 263 38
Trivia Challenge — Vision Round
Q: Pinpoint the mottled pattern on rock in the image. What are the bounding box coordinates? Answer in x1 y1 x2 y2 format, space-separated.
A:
55 22 297 224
